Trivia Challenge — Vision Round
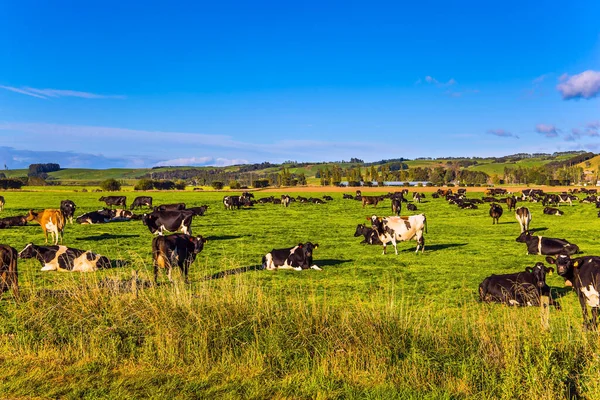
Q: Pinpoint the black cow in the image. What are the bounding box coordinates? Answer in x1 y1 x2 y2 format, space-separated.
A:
223 196 241 210
262 242 320 271
407 203 417 211
479 262 557 307
0 245 18 297
188 205 209 216
142 210 194 235
60 200 76 224
323 195 334 201
516 231 579 256
543 207 564 216
546 254 600 328
152 233 207 283
310 198 325 204
343 194 354 199
489 203 503 224
354 224 382 245
18 243 110 272
130 196 153 210
505 196 517 212
0 215 27 228
391 198 402 216
99 196 126 208
155 203 186 211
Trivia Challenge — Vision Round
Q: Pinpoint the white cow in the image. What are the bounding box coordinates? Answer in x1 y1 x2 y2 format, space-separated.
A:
370 214 427 255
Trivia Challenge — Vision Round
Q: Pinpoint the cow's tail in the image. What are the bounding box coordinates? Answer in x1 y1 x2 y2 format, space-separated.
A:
261 255 268 270
423 214 428 234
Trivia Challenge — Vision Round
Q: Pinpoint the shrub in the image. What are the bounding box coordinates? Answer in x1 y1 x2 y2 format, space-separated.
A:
253 179 270 188
100 179 121 192
229 180 241 190
135 179 154 191
175 180 186 190
0 178 24 189
211 181 224 190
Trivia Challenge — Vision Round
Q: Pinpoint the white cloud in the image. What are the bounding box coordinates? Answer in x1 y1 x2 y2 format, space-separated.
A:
556 70 600 100
0 85 125 100
535 124 560 138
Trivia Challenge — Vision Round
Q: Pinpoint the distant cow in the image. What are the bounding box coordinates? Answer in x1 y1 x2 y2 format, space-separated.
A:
152 234 207 283
0 245 18 297
26 209 65 245
506 196 517 212
155 203 186 211
479 262 557 307
0 196 5 212
99 196 126 208
142 210 194 235
188 205 209 216
323 195 334 201
407 203 417 211
262 242 321 271
362 195 382 208
516 231 579 256
354 224 383 245
130 196 153 210
413 193 422 203
343 194 354 200
0 215 27 228
18 243 110 272
60 200 76 224
391 198 402 216
543 207 564 216
370 214 427 255
281 195 291 207
223 196 241 210
515 207 531 233
546 254 600 328
489 203 503 224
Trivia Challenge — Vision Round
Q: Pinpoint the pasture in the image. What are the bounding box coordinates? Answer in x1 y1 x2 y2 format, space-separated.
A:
1 188 600 398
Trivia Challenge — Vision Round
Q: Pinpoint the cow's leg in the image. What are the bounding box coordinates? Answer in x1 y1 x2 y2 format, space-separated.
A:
579 295 591 330
310 265 322 271
182 261 190 284
592 307 599 329
382 243 386 255
392 238 398 255
153 260 159 284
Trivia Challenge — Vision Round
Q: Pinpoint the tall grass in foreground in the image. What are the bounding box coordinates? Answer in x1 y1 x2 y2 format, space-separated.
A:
1 271 599 399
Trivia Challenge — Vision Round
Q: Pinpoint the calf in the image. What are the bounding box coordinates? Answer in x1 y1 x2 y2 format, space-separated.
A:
262 242 321 271
60 200 76 224
516 231 579 256
370 214 427 255
142 210 194 235
354 224 383 245
130 196 153 210
0 245 18 297
26 209 65 245
152 234 207 283
489 203 503 224
99 196 126 208
479 262 557 307
18 243 110 272
515 206 531 233
155 203 186 211
546 254 600 328
543 207 564 216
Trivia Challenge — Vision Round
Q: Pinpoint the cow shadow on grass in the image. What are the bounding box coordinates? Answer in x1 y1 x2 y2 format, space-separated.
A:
205 234 248 241
527 227 548 234
75 233 140 241
202 265 263 280
399 243 467 252
317 258 353 267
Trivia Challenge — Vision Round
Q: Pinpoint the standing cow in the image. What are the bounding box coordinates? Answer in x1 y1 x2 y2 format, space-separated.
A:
60 200 76 224
26 209 65 245
370 214 427 255
489 203 503 224
130 196 153 210
152 234 207 283
515 207 531 233
0 245 18 297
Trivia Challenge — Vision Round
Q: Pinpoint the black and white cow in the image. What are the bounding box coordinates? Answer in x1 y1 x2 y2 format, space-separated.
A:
262 242 321 271
515 206 531 233
130 196 153 210
99 196 126 208
516 231 579 256
281 195 291 207
152 233 207 283
543 207 564 216
223 196 241 210
489 203 503 224
370 214 427 255
479 262 557 307
546 254 600 328
76 210 112 224
558 193 573 206
142 210 194 235
354 224 383 245
60 200 76 224
18 243 110 272
155 203 186 211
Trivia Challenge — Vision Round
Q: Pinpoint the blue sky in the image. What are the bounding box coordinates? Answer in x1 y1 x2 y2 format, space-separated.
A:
1 1 599 168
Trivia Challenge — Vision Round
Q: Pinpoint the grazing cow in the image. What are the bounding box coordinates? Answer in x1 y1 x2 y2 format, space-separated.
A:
546 254 600 328
489 203 503 224
343 194 354 200
369 214 427 255
130 196 153 210
362 195 382 208
516 231 579 256
478 263 557 307
0 245 18 297
142 210 194 235
18 243 110 272
262 242 321 271
60 200 76 224
557 193 573 206
543 207 564 216
391 198 402 216
188 205 209 216
26 209 65 245
505 196 517 212
0 215 27 228
155 203 186 211
354 224 383 245
0 196 4 212
407 203 417 211
515 207 531 233
542 194 559 207
152 234 207 283
281 195 291 207
223 196 241 210
323 195 334 201
99 196 126 208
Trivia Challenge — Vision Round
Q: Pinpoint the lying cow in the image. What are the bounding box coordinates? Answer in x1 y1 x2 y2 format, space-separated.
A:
543 207 564 216
76 210 112 224
0 244 18 297
152 233 207 283
515 207 531 233
516 231 579 256
370 214 427 255
479 262 557 307
188 205 209 216
0 215 27 229
60 200 76 224
142 210 194 235
362 196 382 208
18 243 110 272
546 254 600 328
354 224 383 245
262 242 321 271
130 196 153 210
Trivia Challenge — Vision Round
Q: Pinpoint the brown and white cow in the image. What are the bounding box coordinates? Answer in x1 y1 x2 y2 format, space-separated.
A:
515 206 531 233
26 209 65 245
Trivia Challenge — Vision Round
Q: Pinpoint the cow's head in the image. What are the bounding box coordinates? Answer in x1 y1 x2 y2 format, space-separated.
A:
354 224 368 237
99 196 106 201
96 255 112 269
18 243 36 259
545 254 573 277
516 231 531 243
303 242 319 258
25 210 37 222
142 214 158 233
525 262 553 288
189 235 208 254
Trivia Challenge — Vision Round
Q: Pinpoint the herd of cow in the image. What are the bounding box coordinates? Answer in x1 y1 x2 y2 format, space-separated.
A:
1 186 600 329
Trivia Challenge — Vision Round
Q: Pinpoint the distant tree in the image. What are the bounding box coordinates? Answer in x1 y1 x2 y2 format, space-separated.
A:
174 180 186 190
211 181 224 190
229 180 241 189
135 178 154 191
100 178 121 192
253 179 270 188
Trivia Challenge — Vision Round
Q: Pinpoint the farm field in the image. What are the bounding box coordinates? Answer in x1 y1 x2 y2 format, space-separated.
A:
1 189 600 398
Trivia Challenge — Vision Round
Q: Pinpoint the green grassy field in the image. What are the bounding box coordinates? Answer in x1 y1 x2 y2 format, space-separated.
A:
1 189 599 398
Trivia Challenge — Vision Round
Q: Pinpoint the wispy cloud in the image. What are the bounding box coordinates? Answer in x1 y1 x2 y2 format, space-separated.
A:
0 85 126 100
556 70 600 100
523 73 552 97
418 76 457 87
154 157 248 167
487 129 519 139
535 124 560 138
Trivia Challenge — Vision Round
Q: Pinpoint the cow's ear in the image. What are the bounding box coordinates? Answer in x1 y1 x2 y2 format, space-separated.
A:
314 243 319 249
546 267 554 275
366 217 371 221
545 256 556 264
525 267 533 273
573 261 580 268
298 243 303 248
